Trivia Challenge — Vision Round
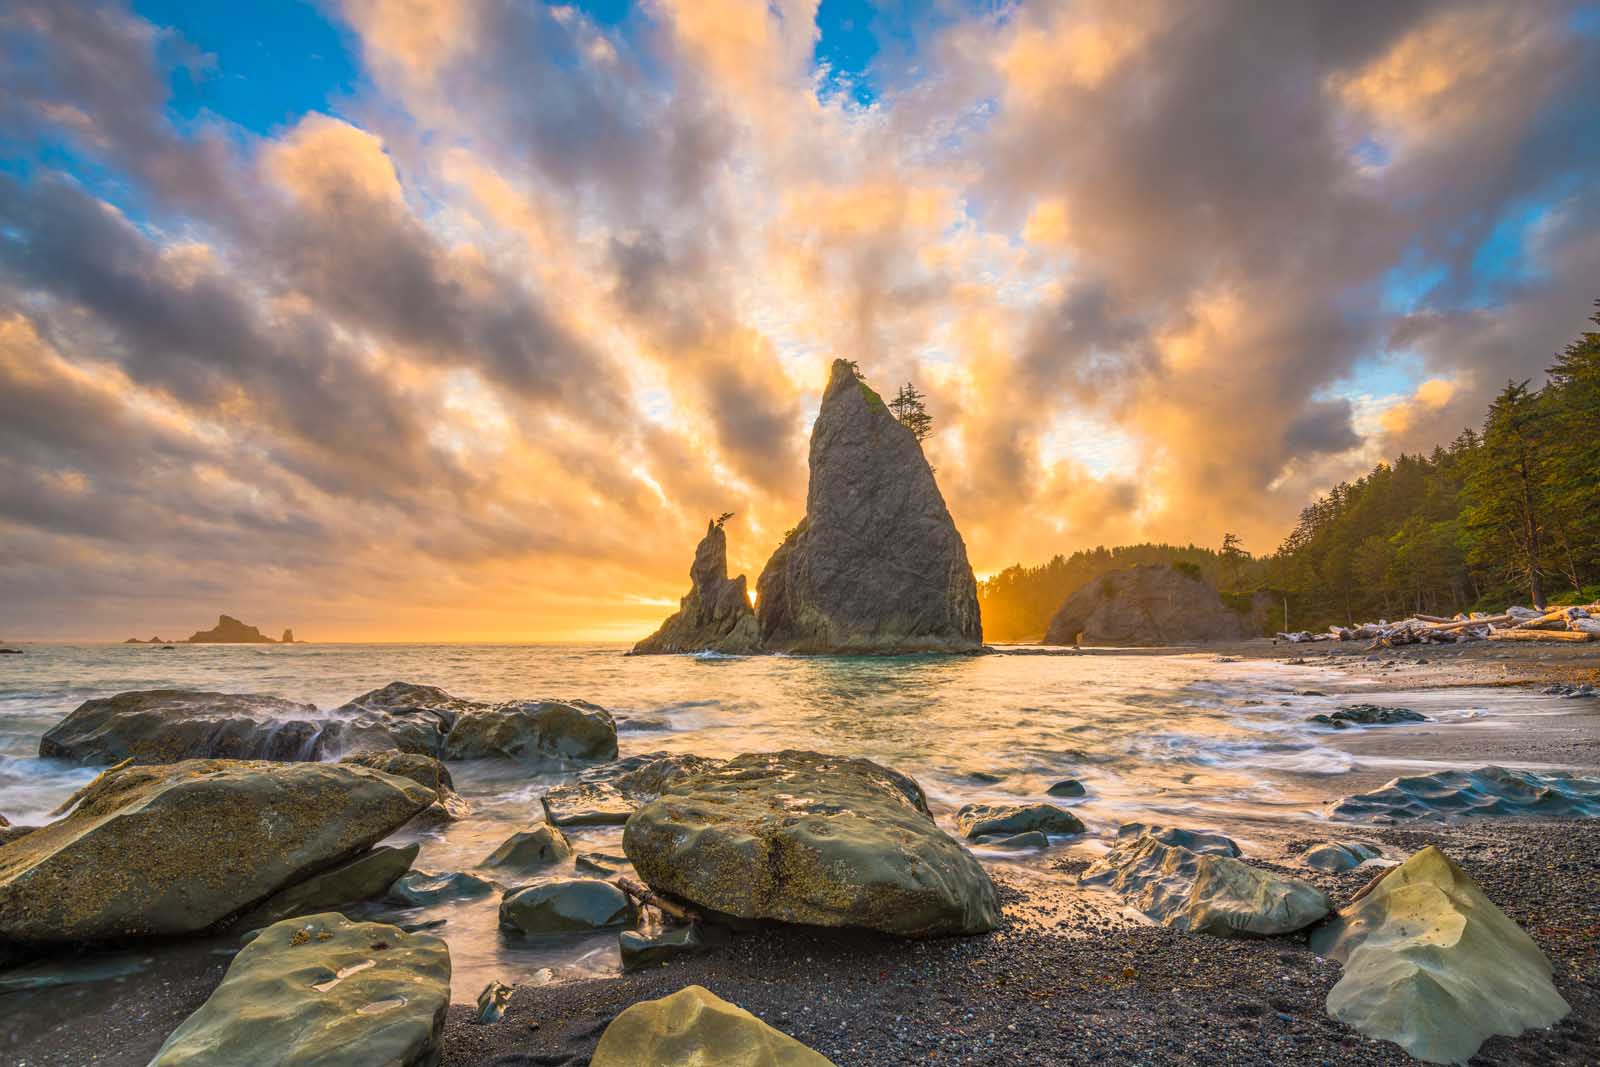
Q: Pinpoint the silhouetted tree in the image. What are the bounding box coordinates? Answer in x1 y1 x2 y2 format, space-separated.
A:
715 512 734 528
889 383 933 442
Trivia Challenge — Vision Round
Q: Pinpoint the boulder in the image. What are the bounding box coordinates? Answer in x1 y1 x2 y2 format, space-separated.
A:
591 985 836 1067
1042 564 1252 646
480 823 572 878
386 870 497 908
542 753 727 827
1309 846 1569 1064
499 879 633 934
543 782 634 827
1330 765 1600 822
340 750 470 821
954 803 1084 839
1081 824 1327 937
1308 704 1427 729
1045 778 1086 797
184 614 276 643
38 690 327 765
755 360 982 654
324 682 481 757
623 750 999 936
972 831 1049 850
148 913 450 1067
0 760 434 942
632 519 763 655
234 844 419 929
1302 841 1381 872
620 925 707 971
442 700 617 762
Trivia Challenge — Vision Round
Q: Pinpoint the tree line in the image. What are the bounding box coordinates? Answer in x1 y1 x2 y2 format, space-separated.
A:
978 304 1600 639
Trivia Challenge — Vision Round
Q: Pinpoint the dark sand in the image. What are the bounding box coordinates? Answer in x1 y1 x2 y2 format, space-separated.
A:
5 640 1598 1066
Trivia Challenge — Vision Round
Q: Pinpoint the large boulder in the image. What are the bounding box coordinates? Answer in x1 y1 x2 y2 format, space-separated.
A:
0 760 433 942
592 985 836 1067
499 879 632 934
755 360 982 654
1081 824 1328 937
480 823 572 878
954 803 1084 839
38 690 328 765
623 750 998 936
322 682 475 757
633 519 763 655
1309 846 1569 1064
148 913 450 1067
1042 564 1252 646
442 700 617 762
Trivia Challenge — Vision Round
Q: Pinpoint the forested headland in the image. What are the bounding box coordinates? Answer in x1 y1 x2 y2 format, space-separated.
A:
979 306 1600 642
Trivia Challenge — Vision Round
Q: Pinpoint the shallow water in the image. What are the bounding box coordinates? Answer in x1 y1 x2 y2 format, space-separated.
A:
0 642 1569 999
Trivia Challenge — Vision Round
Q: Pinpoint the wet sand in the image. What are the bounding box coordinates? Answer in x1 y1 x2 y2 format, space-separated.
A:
6 641 1599 1066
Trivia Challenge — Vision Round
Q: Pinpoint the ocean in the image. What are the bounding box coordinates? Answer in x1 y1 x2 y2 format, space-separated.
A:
0 642 1511 998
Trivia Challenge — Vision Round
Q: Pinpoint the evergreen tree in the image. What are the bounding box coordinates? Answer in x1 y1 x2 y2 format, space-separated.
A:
889 383 934 442
1460 380 1549 608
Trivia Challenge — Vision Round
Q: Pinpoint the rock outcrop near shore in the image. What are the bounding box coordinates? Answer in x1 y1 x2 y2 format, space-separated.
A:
1310 846 1569 1063
623 750 999 936
592 985 837 1067
0 760 433 942
633 519 762 655
756 360 982 654
1043 563 1252 646
40 690 328 764
149 913 450 1067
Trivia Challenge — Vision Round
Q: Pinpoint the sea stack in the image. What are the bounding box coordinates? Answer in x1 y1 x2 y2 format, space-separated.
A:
631 519 761 655
186 614 275 643
1042 563 1252 646
756 360 982 654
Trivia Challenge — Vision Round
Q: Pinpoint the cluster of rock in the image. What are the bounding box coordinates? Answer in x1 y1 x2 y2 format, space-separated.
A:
633 360 983 656
126 614 296 644
38 681 618 768
1307 703 1427 729
1043 564 1253 647
1330 764 1600 822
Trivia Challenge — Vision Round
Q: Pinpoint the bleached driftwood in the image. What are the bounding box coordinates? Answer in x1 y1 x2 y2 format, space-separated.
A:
1489 628 1595 643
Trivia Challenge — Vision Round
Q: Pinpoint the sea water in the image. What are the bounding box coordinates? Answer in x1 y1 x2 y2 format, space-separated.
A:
0 642 1522 997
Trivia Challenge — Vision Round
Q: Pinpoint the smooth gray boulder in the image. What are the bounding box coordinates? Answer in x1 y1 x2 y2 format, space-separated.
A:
38 690 327 765
755 360 982 654
1302 840 1381 872
1330 765 1600 822
0 760 433 942
542 782 634 827
1081 824 1327 937
480 823 572 878
386 870 496 908
955 803 1084 839
1310 846 1569 1063
1045 778 1085 797
1043 563 1251 646
620 925 707 970
148 913 450 1067
623 750 998 936
499 879 632 934
632 519 762 655
234 844 418 928
592 985 836 1067
443 700 617 762
323 682 476 757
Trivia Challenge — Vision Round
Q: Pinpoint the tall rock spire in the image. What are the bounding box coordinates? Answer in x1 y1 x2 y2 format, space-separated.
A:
756 360 982 653
631 519 761 655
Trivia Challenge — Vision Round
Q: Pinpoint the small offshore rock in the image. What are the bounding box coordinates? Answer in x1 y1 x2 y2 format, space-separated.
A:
499 879 632 935
474 980 513 1024
631 519 762 655
955 803 1084 839
1045 778 1086 797
1308 704 1427 729
619 925 706 971
386 870 497 908
148 913 450 1067
480 824 572 878
591 985 836 1067
1309 846 1569 1063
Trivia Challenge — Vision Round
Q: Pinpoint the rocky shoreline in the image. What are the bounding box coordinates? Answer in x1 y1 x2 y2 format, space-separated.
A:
2 651 1598 1066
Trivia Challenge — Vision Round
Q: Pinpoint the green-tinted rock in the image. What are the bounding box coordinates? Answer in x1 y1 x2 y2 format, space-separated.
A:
624 750 998 936
149 913 449 1067
592 985 836 1067
1082 826 1327 937
443 700 617 762
620 925 706 971
386 870 497 907
1302 840 1381 872
955 802 1084 839
338 750 469 821
235 844 418 928
499 879 632 934
480 824 571 877
0 760 433 942
1309 846 1569 1064
542 781 634 827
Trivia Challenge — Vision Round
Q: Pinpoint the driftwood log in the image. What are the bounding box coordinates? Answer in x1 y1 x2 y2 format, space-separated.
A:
612 876 700 925
1488 628 1595 643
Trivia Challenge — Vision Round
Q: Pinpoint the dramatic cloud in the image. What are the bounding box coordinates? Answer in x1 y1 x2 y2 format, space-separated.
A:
1 0 1596 639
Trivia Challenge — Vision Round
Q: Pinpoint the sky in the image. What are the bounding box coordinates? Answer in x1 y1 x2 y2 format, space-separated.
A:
2 0 1598 642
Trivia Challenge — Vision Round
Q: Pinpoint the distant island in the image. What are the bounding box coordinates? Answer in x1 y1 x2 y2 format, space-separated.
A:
124 615 297 645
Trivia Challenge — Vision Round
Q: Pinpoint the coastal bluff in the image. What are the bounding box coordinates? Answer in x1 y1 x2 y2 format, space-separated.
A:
1043 563 1252 646
756 360 982 654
